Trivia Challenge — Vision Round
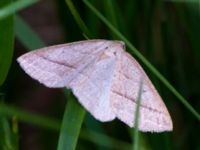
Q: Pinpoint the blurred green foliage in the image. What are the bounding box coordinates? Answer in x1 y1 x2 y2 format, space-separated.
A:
0 0 200 150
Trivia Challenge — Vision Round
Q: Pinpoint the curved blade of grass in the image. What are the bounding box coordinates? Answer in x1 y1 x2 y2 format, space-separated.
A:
103 0 118 28
83 0 200 121
0 1 14 86
15 15 45 49
0 114 19 150
57 90 85 150
133 79 143 150
0 1 15 149
103 0 119 39
11 116 19 150
0 0 38 21
64 0 92 38
0 116 13 150
0 103 61 131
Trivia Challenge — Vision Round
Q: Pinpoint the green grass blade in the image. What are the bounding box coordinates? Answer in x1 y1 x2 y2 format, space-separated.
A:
11 116 19 150
57 90 85 150
0 1 15 149
0 114 19 150
103 0 118 28
0 103 61 131
64 0 92 38
15 15 45 49
103 0 119 39
83 0 200 121
0 0 14 86
0 116 13 150
133 79 143 150
0 0 38 20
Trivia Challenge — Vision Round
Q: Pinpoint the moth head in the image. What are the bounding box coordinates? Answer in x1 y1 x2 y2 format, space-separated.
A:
104 41 125 57
112 40 125 51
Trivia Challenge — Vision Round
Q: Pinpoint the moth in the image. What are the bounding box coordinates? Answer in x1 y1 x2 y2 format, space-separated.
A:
17 40 173 132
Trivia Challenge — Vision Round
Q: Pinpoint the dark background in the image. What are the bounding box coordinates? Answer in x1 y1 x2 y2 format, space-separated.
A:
1 0 200 150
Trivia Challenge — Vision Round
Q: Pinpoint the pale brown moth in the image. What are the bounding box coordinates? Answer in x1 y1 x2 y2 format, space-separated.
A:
17 40 173 132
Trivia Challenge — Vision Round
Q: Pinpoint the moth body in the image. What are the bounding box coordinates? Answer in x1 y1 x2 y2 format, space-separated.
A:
17 40 173 132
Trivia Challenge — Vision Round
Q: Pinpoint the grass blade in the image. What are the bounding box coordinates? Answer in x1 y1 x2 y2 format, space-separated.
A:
0 103 61 131
0 0 38 20
0 116 13 150
0 1 15 149
83 0 200 121
11 116 19 150
103 0 119 39
133 79 143 150
0 114 19 150
15 15 45 49
57 90 85 150
0 0 14 86
64 0 92 38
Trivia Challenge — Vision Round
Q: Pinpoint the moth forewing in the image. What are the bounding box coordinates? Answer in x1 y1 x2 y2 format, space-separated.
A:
17 40 173 132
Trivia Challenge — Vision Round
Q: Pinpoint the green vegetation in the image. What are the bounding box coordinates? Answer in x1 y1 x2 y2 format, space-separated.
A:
0 0 199 150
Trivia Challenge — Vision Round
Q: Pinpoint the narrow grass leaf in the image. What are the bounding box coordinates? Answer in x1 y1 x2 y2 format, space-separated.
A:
11 116 19 150
0 0 14 86
64 0 92 38
57 90 85 150
0 114 19 150
133 79 143 150
15 15 45 49
0 116 13 150
103 0 119 39
0 103 61 131
0 2 15 149
0 0 38 20
83 0 200 121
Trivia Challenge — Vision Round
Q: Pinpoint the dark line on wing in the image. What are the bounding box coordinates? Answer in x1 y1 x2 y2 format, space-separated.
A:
111 90 163 114
36 54 77 69
118 70 133 80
